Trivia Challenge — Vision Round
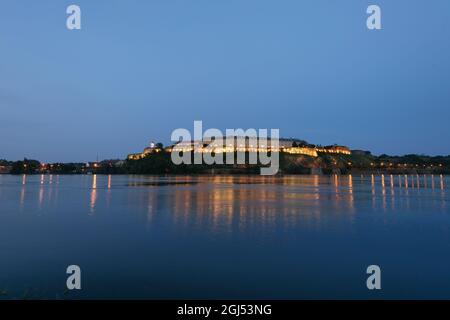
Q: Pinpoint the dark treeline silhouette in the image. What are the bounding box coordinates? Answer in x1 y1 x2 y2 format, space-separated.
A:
1 152 450 175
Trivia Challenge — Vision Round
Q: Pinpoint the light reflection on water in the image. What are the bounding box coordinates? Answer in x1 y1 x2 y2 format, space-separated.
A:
8 174 448 231
0 174 449 299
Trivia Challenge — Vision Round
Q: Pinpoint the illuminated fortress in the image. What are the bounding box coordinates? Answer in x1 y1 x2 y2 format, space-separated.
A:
128 138 351 160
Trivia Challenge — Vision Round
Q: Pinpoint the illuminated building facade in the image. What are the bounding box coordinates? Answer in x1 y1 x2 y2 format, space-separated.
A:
127 138 351 160
127 142 163 160
316 145 352 155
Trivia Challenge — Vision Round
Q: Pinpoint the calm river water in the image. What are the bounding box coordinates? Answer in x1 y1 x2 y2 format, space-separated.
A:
0 174 449 299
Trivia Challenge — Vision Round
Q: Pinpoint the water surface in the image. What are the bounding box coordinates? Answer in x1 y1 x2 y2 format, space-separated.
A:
0 174 448 299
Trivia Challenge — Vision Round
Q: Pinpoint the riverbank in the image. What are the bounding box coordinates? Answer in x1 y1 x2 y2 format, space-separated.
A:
2 151 450 175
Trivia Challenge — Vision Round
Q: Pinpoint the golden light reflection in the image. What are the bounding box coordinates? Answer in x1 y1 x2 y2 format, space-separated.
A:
146 190 157 223
333 174 339 201
370 174 376 209
90 174 98 214
348 174 354 210
308 175 319 204
106 175 112 208
159 175 345 234
390 175 395 200
137 174 447 235
38 180 44 209
389 175 395 209
20 175 27 209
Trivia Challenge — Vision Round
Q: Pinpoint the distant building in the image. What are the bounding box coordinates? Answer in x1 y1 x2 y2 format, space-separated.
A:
165 137 319 156
127 137 351 160
127 141 163 160
316 145 351 155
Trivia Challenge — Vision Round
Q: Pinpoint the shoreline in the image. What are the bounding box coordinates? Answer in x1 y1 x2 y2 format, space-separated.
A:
1 171 449 176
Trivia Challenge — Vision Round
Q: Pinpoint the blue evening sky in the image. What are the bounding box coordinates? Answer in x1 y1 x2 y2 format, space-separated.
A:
1 0 449 162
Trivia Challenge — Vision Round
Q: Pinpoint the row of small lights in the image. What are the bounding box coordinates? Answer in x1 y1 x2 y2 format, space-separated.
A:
37 163 101 169
29 161 446 168
342 162 445 167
